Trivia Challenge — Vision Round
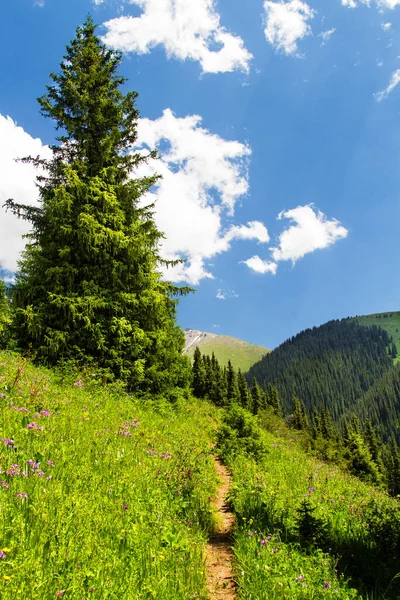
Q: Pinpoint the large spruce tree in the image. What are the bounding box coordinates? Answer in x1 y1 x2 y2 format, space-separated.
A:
5 17 190 393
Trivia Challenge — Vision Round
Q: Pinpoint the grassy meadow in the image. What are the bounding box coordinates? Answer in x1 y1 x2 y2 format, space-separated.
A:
0 351 218 599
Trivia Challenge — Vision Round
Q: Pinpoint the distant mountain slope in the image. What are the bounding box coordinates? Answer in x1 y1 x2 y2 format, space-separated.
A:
183 328 269 372
246 319 393 419
355 312 400 364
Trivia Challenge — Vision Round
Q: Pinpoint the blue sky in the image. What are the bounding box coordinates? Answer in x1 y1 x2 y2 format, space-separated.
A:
1 0 400 349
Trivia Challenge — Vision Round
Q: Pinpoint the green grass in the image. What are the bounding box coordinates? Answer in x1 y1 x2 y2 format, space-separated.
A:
0 351 219 599
186 335 269 372
218 407 400 599
355 312 400 364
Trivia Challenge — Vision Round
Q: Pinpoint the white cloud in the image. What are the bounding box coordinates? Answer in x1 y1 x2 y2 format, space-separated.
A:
270 204 348 263
382 22 392 30
34 0 45 6
216 288 238 299
263 0 315 56
0 110 268 287
242 204 348 275
319 28 336 43
379 0 400 7
0 116 51 273
101 0 252 74
134 109 270 285
376 69 400 101
241 255 278 275
342 0 400 8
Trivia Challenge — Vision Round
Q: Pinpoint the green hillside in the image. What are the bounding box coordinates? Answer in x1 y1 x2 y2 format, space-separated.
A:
3 349 400 599
355 311 400 364
184 329 269 372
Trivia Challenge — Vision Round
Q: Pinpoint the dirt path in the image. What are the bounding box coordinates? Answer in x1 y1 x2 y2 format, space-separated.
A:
205 457 236 599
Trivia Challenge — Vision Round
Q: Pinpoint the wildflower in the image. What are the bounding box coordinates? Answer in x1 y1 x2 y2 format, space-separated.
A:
122 505 128 511
16 493 28 499
74 380 83 387
46 476 53 481
27 423 43 431
0 394 5 399
48 460 55 467
260 539 268 546
0 551 5 559
308 487 315 493
90 588 94 593
57 591 65 596
323 581 332 589
1 438 15 447
0 481 9 488
6 465 20 476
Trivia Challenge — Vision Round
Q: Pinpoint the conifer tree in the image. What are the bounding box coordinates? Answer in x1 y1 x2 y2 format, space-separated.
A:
250 378 265 415
5 17 191 392
226 360 240 404
192 347 206 398
0 279 10 342
265 384 283 417
237 369 252 411
293 396 309 431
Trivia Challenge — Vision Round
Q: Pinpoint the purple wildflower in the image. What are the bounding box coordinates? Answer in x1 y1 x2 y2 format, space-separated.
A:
323 581 332 589
27 422 43 431
73 380 83 387
16 493 28 499
0 550 5 559
0 481 9 488
1 438 15 447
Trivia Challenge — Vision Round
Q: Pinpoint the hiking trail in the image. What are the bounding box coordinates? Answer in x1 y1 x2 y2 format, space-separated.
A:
206 456 236 599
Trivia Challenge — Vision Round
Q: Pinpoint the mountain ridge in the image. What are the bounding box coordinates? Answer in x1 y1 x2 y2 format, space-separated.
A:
183 328 269 372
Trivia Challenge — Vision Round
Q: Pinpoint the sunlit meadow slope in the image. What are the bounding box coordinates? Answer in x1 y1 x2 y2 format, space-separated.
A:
218 409 400 599
0 351 218 599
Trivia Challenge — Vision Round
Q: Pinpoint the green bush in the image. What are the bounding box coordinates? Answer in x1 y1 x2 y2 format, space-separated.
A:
217 404 266 461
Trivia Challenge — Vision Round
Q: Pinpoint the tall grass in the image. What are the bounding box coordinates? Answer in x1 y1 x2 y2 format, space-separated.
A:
218 406 400 599
0 351 218 599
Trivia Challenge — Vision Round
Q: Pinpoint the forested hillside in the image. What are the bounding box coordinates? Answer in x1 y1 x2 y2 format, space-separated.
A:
246 319 394 418
355 312 400 364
